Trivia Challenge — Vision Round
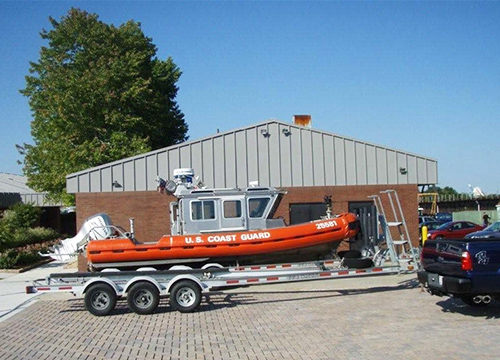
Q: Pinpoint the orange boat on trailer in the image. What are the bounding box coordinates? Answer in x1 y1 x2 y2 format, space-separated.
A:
86 213 359 268
46 168 360 269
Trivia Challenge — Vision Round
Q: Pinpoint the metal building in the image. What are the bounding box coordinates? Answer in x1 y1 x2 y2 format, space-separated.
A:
67 119 437 193
68 119 437 263
0 173 58 208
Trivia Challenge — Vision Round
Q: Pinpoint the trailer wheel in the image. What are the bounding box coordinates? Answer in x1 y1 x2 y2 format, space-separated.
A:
127 282 160 315
169 280 202 313
338 250 362 259
342 257 374 269
84 283 117 316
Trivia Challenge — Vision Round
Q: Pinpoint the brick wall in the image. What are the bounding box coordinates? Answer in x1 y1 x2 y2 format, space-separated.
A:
76 184 418 242
275 184 419 248
76 191 175 242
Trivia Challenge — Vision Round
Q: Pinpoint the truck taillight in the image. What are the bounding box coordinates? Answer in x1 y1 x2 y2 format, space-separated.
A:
461 251 473 271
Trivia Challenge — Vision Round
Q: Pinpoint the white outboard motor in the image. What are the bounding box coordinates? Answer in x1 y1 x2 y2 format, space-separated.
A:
44 213 113 262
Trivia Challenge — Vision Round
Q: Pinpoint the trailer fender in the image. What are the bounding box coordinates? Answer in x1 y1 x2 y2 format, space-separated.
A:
201 263 223 270
123 276 163 296
82 278 120 297
165 274 206 294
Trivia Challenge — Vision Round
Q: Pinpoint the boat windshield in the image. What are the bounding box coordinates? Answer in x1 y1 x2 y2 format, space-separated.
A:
249 198 270 218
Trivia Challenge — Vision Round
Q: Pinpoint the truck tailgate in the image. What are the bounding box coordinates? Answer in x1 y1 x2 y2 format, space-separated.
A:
421 239 467 277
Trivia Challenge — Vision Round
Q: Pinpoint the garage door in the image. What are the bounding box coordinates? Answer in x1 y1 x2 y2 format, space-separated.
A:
289 203 327 225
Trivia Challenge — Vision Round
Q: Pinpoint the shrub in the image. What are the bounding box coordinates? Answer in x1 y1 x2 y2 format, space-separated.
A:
12 227 60 248
0 249 18 268
0 241 58 269
0 203 59 251
1 203 41 231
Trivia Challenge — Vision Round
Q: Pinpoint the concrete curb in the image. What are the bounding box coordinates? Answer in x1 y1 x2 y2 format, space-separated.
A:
0 259 54 274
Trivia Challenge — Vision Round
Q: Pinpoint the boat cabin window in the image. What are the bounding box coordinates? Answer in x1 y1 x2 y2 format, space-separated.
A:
248 198 271 218
223 200 242 218
191 200 216 220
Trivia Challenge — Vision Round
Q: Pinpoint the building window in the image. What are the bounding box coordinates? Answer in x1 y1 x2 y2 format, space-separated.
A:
223 200 242 218
248 198 270 218
191 200 216 220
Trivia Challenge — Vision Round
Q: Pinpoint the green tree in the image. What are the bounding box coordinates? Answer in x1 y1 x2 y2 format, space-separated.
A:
19 8 188 203
426 186 460 196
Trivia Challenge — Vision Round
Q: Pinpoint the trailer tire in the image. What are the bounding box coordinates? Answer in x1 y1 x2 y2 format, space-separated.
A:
127 282 160 315
169 280 202 313
84 283 117 316
343 257 374 269
337 250 362 259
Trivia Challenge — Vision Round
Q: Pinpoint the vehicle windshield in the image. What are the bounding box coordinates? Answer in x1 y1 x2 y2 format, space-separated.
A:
437 221 452 230
485 222 500 231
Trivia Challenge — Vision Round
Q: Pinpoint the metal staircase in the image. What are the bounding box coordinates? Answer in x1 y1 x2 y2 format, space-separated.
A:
368 190 420 270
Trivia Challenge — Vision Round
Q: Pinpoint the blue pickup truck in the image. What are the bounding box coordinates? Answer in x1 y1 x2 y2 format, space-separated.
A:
418 238 500 307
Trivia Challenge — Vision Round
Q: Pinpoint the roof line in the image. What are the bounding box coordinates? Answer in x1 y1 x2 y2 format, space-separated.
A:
66 118 437 178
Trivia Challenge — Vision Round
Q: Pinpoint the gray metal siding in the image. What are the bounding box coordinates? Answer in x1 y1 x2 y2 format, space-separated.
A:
324 135 335 186
20 193 61 207
366 145 377 185
387 150 397 184
112 164 123 192
269 123 281 186
278 124 292 187
235 131 248 188
213 136 225 187
290 127 302 186
101 167 112 192
225 134 236 187
427 159 438 183
312 131 325 186
257 125 270 187
180 145 190 168
66 120 438 193
146 154 158 190
334 137 346 185
397 152 407 185
302 129 313 186
202 139 214 188
246 129 259 186
376 147 388 184
356 142 367 185
135 158 146 191
417 158 427 184
123 161 135 191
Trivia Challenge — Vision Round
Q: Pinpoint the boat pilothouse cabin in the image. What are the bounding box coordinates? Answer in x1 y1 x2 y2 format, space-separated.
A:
163 168 286 236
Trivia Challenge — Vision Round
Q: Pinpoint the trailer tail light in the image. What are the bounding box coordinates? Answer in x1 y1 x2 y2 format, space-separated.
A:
461 251 473 271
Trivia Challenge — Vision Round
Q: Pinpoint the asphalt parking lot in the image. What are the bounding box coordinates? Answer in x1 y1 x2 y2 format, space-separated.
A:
1 272 500 360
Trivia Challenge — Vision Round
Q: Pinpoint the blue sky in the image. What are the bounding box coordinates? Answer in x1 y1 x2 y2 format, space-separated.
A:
1 1 499 193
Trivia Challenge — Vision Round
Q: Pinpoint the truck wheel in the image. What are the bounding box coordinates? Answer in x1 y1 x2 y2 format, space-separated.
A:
169 280 202 313
84 283 117 316
127 282 160 315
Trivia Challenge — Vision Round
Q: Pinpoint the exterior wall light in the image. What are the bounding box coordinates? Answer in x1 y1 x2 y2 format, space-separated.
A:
399 167 408 175
260 129 270 138
282 128 291 136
